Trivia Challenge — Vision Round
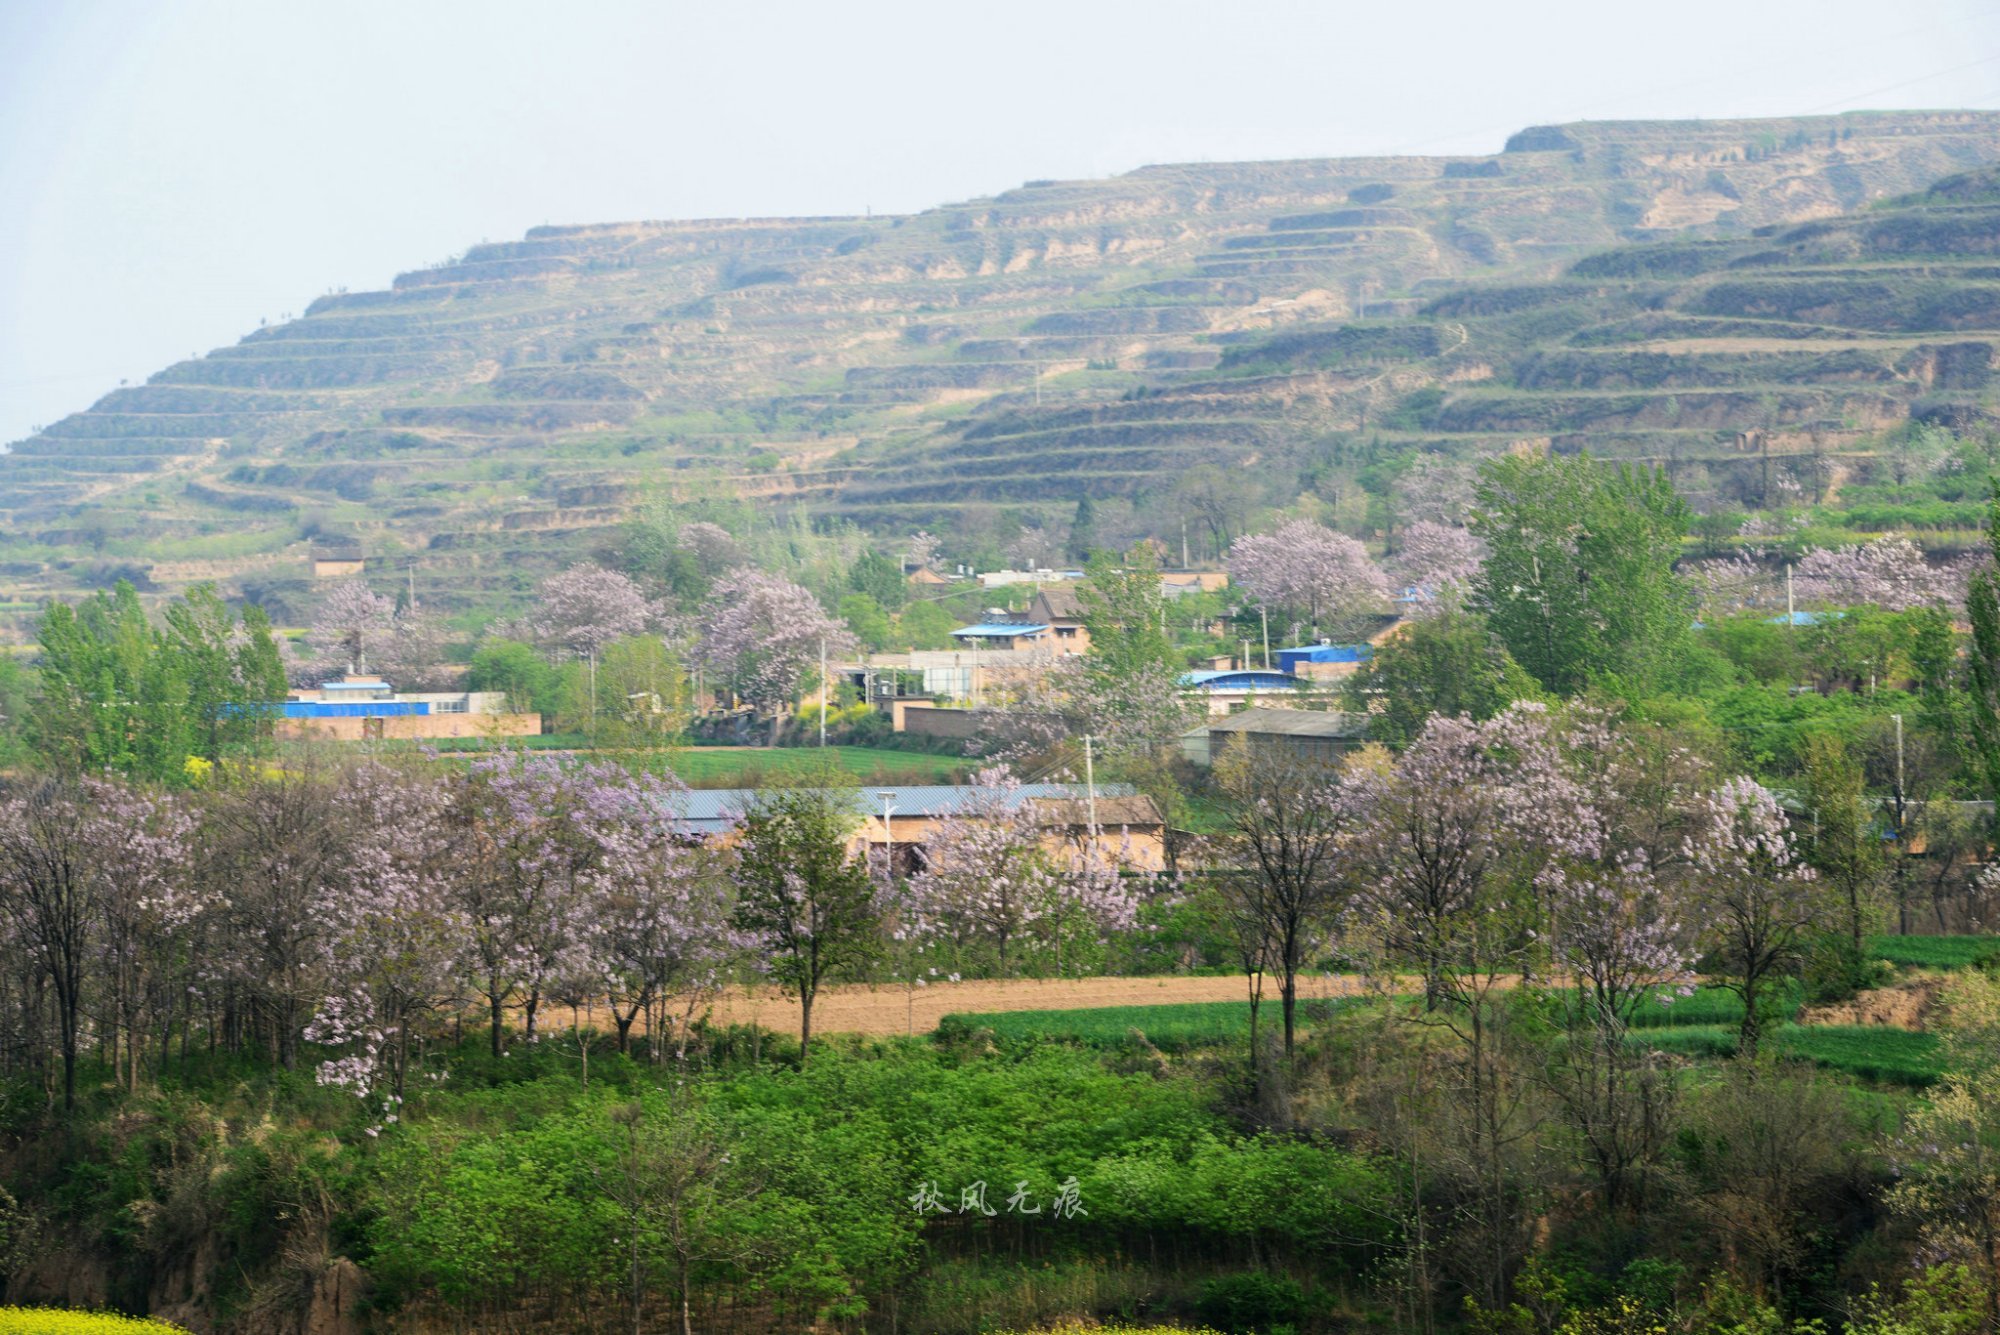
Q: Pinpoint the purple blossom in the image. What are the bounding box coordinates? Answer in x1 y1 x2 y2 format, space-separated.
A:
696 569 853 715
1226 519 1389 640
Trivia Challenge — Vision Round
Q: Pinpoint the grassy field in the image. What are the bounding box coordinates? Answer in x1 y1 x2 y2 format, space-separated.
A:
666 746 970 787
941 999 1351 1051
1636 1023 1942 1087
396 739 970 787
1866 935 2000 969
1625 982 1802 1030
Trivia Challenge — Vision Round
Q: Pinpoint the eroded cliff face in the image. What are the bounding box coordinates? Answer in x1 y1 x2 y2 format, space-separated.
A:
5 111 1998 624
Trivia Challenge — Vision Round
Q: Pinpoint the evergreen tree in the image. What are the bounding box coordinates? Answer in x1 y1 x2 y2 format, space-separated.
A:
1067 496 1099 563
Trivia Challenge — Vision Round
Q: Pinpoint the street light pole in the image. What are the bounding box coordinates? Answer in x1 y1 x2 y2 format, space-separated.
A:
877 791 897 876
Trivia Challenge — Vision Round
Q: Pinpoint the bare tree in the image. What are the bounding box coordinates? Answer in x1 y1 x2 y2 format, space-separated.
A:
1214 744 1359 1059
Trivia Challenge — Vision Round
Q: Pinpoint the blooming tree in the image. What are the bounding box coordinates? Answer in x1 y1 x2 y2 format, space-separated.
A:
450 751 628 1055
0 777 195 1107
528 563 656 659
905 530 942 572
1794 536 1952 612
302 579 441 685
696 569 853 720
901 767 1058 975
1687 776 1821 1056
675 521 746 577
1392 521 1485 612
1226 519 1389 640
304 764 464 1113
584 772 745 1061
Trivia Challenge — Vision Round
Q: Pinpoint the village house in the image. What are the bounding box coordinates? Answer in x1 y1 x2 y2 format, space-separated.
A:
1179 707 1370 767
309 545 366 579
273 673 541 741
660 782 1168 872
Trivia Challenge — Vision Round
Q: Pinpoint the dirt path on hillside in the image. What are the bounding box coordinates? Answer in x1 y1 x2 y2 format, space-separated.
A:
540 973 1390 1041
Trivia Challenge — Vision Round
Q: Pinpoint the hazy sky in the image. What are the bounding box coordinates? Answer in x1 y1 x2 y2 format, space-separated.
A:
4 0 2000 445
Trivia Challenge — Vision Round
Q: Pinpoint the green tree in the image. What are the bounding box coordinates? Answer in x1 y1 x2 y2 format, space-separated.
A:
162 584 286 763
1067 495 1099 562
1471 453 1692 695
1344 609 1540 747
593 635 689 752
31 581 210 782
730 778 882 1065
1964 478 2000 809
1077 543 1174 681
1795 730 1884 985
469 638 560 716
838 594 893 652
846 550 906 611
895 600 956 650
0 654 32 768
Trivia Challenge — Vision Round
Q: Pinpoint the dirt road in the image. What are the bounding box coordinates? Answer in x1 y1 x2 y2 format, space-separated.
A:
541 973 1383 1042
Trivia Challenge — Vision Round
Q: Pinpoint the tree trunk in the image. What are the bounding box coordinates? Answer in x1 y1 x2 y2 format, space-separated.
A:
798 989 814 1068
489 989 506 1058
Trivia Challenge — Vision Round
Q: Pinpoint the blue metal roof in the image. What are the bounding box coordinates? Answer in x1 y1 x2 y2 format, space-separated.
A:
659 781 1139 834
1275 644 1370 665
952 622 1051 638
1180 669 1299 689
277 701 430 718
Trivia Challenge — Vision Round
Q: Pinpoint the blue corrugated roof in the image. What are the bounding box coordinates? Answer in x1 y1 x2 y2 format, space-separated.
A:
1276 644 1370 665
952 622 1051 637
278 701 430 718
660 782 1139 833
1180 669 1299 689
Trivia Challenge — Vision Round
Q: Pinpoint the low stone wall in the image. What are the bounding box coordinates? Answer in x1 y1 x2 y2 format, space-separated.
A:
274 712 541 741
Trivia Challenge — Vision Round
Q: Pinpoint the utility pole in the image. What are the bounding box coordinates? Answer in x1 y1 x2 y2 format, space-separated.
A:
818 637 828 747
1786 563 1795 626
1083 733 1098 853
1260 606 1271 670
1181 516 1189 570
1895 711 1906 797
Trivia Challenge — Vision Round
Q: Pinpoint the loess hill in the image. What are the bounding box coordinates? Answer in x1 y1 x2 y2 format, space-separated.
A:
6 110 2000 627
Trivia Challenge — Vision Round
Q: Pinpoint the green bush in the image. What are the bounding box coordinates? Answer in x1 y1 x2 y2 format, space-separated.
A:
1866 935 2000 970
1195 1273 1308 1334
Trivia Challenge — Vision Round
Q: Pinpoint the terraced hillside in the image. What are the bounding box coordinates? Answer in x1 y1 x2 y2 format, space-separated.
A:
932 153 2000 541
5 110 2000 628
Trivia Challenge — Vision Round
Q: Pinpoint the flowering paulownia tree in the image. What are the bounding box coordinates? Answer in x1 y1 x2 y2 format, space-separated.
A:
1226 518 1389 641
304 763 464 1114
0 777 195 1108
905 530 942 572
585 772 747 1062
1391 521 1485 612
528 562 657 659
1686 775 1821 1056
1793 535 1955 612
900 767 1055 974
675 521 746 577
302 578 441 685
696 570 853 723
450 751 634 1056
